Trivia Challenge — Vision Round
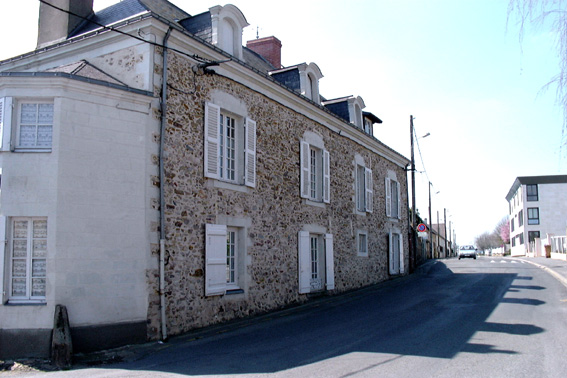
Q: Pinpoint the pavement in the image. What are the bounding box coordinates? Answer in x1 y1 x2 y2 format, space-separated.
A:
511 255 567 288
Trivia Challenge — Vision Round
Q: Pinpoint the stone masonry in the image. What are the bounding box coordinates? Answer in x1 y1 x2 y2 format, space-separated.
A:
153 50 409 337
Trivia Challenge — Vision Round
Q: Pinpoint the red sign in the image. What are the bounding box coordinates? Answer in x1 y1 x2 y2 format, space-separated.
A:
417 223 427 232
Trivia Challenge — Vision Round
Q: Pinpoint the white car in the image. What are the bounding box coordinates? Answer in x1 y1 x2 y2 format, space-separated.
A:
458 245 477 260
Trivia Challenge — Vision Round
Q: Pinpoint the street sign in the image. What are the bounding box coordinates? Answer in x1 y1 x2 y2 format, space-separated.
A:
417 223 427 232
418 232 428 239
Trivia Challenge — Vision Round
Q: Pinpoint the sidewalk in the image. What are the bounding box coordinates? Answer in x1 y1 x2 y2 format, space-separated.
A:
512 256 567 288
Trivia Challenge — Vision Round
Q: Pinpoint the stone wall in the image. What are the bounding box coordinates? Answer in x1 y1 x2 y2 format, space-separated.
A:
158 51 409 336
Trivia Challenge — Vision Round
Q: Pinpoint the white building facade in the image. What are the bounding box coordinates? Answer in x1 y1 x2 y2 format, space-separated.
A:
505 175 567 256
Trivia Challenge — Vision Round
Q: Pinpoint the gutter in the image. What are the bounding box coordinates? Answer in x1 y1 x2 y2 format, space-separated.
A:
159 27 173 342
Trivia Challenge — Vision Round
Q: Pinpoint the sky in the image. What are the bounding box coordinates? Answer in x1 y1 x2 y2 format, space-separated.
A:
0 0 564 245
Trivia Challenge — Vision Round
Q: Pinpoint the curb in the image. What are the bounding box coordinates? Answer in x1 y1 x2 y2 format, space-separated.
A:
516 258 567 288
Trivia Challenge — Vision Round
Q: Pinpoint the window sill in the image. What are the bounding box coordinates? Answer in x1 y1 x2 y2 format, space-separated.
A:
304 199 326 208
5 300 47 306
211 180 251 193
13 148 52 153
226 288 244 295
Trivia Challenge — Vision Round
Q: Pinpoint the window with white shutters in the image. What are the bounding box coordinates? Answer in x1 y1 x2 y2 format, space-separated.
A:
205 224 246 296
356 164 373 213
8 217 47 303
203 102 256 188
385 177 401 219
16 102 54 150
299 141 330 204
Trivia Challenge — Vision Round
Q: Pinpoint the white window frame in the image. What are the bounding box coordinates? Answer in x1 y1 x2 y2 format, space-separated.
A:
298 231 334 293
5 217 48 304
389 230 405 275
15 100 54 151
357 231 368 257
204 102 256 188
385 177 401 219
300 140 330 204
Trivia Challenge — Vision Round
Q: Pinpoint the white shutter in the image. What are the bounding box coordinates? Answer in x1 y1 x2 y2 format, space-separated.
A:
244 118 256 187
365 167 373 213
399 235 405 274
323 149 330 203
205 224 227 296
0 216 5 302
388 231 395 275
0 98 4 150
325 233 334 290
298 231 311 293
299 141 310 198
204 102 220 179
396 181 402 219
385 178 392 217
0 97 12 151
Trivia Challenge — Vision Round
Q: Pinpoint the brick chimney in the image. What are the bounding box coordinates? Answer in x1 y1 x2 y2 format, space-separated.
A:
246 36 282 69
37 0 94 48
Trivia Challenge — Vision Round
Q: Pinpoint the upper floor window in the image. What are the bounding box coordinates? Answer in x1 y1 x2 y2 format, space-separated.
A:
209 5 249 60
527 208 539 225
12 101 54 151
300 132 330 204
204 102 256 188
526 184 538 201
355 157 373 213
518 210 524 227
386 175 401 219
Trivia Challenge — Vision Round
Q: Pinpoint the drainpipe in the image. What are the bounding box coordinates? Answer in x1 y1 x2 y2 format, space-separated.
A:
159 27 172 342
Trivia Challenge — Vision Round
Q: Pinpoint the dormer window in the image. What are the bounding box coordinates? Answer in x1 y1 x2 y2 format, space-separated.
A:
322 95 366 129
209 5 249 60
299 63 323 104
348 96 365 129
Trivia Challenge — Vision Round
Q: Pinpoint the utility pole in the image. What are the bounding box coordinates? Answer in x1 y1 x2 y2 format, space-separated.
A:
444 208 448 258
410 115 416 272
428 182 432 259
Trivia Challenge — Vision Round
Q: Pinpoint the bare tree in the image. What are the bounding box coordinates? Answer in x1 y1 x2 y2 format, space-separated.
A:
508 0 567 137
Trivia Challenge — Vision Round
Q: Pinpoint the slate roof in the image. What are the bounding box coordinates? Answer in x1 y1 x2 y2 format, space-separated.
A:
70 0 189 37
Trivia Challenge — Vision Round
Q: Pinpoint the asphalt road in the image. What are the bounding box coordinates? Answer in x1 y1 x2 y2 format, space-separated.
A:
14 257 567 377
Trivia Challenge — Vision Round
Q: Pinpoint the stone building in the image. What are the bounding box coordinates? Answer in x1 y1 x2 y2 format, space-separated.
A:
0 0 409 358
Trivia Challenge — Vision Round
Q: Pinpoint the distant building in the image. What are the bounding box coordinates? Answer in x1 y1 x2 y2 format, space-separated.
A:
505 175 567 256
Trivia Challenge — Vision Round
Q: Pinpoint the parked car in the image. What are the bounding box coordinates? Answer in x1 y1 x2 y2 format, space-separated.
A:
458 245 477 260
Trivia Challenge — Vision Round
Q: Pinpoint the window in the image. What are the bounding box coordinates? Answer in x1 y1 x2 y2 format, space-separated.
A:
527 208 539 225
16 102 54 150
526 184 538 201
357 232 368 256
6 218 47 303
389 231 404 275
518 210 524 227
300 140 330 203
386 177 401 219
298 231 334 293
519 233 524 245
204 102 256 187
528 231 540 243
356 165 373 213
512 237 516 247
511 218 515 232
205 224 245 296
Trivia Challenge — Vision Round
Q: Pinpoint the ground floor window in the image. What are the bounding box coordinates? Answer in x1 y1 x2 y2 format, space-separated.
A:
528 231 540 243
205 224 245 296
6 217 47 303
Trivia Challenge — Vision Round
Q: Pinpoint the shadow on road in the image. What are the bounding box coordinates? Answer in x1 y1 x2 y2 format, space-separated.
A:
80 261 546 376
